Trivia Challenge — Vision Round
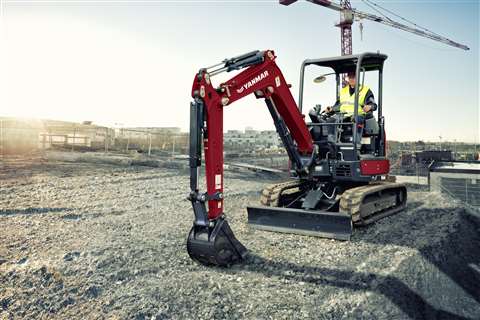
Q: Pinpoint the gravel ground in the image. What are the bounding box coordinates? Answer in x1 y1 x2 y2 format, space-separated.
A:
1 156 479 320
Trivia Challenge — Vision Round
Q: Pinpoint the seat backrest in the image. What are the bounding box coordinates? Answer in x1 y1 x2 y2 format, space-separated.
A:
309 125 327 142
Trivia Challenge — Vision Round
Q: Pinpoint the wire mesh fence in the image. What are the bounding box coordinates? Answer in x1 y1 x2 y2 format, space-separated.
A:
438 181 480 218
0 119 286 169
0 118 189 157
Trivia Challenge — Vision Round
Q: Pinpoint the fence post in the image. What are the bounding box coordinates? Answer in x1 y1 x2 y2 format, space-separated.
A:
148 133 152 156
72 126 76 152
105 127 109 153
465 179 468 205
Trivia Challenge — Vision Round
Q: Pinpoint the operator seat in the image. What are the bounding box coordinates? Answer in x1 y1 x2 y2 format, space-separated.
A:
308 105 328 142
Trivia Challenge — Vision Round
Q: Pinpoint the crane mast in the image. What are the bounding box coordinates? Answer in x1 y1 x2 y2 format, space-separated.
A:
338 0 353 56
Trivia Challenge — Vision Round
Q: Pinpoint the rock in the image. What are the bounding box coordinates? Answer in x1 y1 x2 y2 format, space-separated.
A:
1 297 11 310
60 297 75 308
63 251 81 262
84 285 102 298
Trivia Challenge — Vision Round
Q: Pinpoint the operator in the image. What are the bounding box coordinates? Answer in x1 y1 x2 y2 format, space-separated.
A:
324 71 377 145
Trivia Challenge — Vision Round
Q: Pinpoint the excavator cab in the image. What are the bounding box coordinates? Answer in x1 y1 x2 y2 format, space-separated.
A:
301 53 387 161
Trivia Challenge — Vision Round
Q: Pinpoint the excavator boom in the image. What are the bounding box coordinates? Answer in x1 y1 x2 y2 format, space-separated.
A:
187 50 317 266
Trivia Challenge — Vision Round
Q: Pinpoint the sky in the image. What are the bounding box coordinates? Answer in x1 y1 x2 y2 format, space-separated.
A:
0 0 479 142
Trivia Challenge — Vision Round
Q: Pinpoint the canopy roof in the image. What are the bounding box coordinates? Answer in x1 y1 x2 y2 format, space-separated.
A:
303 52 388 74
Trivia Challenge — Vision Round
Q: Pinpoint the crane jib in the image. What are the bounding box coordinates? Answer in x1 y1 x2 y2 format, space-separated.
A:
280 0 469 51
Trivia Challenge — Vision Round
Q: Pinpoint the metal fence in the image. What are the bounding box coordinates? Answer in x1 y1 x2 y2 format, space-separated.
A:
438 177 480 217
0 119 188 157
114 128 188 156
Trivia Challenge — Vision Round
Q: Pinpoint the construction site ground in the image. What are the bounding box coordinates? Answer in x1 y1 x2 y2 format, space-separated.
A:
1 155 479 320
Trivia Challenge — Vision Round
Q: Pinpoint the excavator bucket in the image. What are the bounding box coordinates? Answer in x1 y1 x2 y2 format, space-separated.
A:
247 206 353 240
187 218 248 267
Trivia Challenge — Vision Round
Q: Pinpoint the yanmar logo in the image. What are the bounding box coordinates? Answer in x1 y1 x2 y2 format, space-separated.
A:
236 70 269 94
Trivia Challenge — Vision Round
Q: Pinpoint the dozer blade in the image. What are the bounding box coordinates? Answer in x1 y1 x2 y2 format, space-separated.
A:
187 218 247 267
247 206 352 240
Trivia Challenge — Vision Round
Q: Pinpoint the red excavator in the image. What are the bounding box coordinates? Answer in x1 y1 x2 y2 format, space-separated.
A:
187 50 406 267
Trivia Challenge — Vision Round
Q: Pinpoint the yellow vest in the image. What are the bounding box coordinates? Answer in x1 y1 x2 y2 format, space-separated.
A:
339 85 370 116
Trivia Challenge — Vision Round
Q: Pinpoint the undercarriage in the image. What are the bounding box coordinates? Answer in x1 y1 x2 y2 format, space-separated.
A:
248 179 407 240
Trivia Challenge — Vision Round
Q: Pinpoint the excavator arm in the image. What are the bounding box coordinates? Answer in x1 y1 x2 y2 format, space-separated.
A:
187 50 314 266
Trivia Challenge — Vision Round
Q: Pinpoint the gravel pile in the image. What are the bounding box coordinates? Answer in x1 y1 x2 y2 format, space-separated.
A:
1 158 479 319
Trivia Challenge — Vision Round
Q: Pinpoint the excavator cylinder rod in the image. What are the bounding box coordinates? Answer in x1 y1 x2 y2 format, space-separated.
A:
187 217 247 267
209 51 266 76
247 206 353 240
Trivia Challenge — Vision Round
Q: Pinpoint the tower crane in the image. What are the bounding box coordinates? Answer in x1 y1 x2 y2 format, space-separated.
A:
281 0 468 83
280 1 469 52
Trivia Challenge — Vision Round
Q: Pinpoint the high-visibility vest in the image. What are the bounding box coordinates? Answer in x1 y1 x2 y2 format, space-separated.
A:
339 85 370 116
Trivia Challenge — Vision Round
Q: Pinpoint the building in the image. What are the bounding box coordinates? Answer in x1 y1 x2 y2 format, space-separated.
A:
224 129 281 151
41 120 115 150
394 150 453 176
416 150 453 164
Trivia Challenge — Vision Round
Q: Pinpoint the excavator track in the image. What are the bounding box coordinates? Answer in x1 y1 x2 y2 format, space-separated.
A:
340 182 407 226
260 180 304 207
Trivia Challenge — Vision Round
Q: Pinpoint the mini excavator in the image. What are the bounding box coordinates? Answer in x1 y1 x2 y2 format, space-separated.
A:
187 50 407 267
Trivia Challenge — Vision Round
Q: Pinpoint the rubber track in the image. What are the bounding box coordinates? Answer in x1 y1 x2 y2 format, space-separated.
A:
260 180 303 207
339 182 407 226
